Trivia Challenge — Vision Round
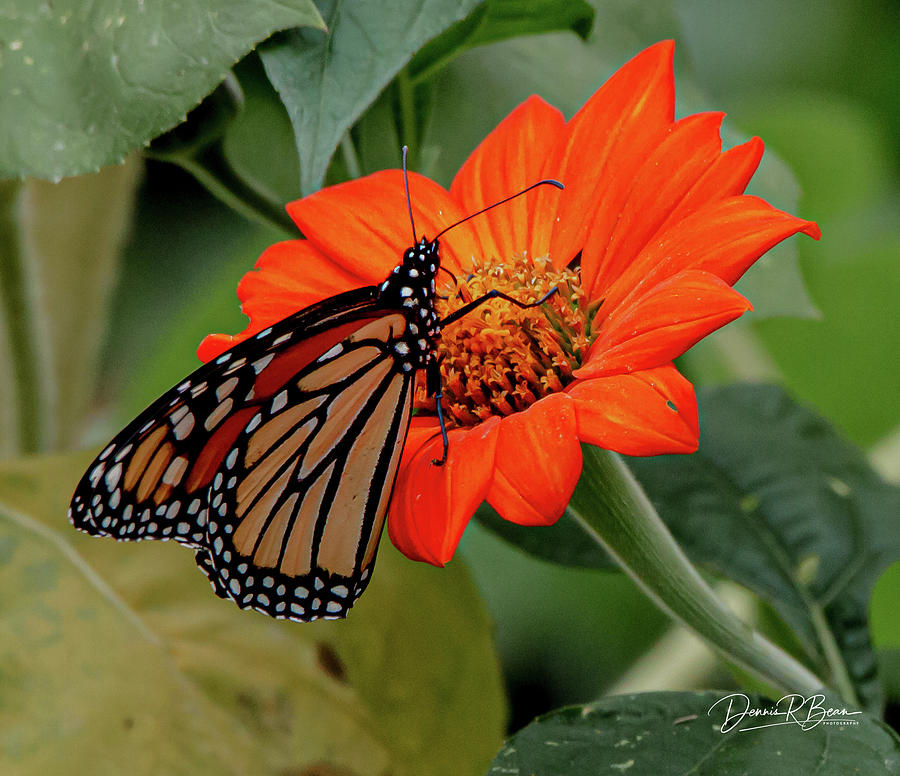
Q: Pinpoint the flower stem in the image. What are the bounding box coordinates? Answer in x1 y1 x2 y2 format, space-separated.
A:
569 444 825 698
0 182 41 454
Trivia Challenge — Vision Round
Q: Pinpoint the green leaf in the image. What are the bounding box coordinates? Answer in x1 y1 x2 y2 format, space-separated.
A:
475 503 614 570
0 0 324 179
259 0 481 195
629 385 900 712
0 453 505 775
488 691 900 775
223 55 302 208
409 0 594 85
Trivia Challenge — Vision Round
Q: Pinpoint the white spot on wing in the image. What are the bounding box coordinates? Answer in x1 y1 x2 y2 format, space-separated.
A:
173 412 195 440
252 354 273 373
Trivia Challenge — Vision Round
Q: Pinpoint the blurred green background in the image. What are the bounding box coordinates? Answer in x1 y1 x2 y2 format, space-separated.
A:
3 0 900 742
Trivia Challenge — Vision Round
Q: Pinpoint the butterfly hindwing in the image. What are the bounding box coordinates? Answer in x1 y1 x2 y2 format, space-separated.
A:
198 313 415 620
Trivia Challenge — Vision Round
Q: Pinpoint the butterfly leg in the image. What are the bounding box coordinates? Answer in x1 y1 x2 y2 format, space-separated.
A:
438 285 559 328
426 358 450 466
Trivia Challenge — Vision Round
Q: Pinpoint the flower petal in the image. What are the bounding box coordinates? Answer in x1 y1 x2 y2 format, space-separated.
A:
576 270 752 378
533 40 675 267
486 394 582 526
600 195 821 317
196 239 366 362
450 95 566 262
287 170 484 279
388 418 500 566
581 111 726 301
566 365 699 455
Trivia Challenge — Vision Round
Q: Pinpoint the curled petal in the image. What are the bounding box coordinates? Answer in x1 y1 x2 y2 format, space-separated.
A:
576 270 752 378
601 195 821 316
566 365 699 455
197 240 362 361
486 394 582 526
388 418 500 566
535 40 675 266
287 170 483 279
450 95 566 263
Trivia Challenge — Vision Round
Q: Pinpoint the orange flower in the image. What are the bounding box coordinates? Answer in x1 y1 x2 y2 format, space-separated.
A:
199 41 820 568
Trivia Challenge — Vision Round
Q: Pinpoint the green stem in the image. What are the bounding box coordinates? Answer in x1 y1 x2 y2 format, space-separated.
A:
0 182 41 453
570 445 825 698
340 132 362 179
809 604 858 705
151 141 297 238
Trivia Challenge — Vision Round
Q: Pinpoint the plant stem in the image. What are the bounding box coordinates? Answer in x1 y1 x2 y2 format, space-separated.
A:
340 132 362 179
0 182 41 453
570 444 825 698
152 141 298 238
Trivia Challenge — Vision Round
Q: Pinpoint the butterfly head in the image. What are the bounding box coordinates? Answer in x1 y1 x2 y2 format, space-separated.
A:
378 237 442 367
380 237 439 308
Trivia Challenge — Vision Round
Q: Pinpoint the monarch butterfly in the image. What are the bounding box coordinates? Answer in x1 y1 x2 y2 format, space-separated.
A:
70 157 562 622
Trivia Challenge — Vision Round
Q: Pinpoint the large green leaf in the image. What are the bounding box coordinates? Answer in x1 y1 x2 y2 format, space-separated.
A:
0 453 505 775
259 0 481 195
0 0 324 179
488 691 900 775
409 0 594 85
628 386 900 711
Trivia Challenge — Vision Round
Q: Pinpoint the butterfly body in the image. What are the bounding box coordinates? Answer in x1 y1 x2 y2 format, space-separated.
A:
70 238 444 621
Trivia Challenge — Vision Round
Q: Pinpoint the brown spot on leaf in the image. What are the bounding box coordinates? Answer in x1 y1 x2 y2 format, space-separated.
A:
315 642 347 683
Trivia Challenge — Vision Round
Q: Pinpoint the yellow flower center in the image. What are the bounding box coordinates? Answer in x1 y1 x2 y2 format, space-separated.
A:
415 255 598 428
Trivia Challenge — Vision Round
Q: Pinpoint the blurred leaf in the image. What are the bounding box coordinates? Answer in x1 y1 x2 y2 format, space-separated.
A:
0 181 28 457
0 0 324 179
475 503 614 570
730 92 892 226
742 93 900 446
259 0 481 195
409 0 594 84
758 235 900 449
0 453 505 776
871 561 900 649
99 163 271 426
629 385 900 712
223 55 301 208
16 160 142 451
488 691 900 775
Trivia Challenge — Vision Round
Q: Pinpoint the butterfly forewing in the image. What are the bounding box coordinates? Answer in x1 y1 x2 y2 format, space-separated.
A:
70 286 418 620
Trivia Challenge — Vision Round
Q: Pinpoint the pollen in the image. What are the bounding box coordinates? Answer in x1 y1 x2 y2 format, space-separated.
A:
416 255 599 427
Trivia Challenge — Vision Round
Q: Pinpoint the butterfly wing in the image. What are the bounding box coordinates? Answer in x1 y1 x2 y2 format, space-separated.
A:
70 286 415 620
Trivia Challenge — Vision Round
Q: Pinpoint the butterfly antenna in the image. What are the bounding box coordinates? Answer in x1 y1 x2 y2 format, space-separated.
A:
433 179 564 242
402 146 418 245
